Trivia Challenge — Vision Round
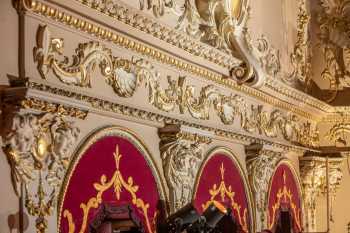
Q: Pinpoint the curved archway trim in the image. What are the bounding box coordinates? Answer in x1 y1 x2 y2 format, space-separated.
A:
267 159 303 232
57 126 166 233
193 147 255 233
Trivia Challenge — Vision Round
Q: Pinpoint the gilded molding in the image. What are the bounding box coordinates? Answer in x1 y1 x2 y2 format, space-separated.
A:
158 124 211 212
24 80 310 153
33 25 319 147
74 0 236 68
22 0 323 120
2 112 79 233
20 98 88 120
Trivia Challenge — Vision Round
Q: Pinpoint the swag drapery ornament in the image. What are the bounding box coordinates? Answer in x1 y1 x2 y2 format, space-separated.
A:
158 124 211 212
2 113 79 233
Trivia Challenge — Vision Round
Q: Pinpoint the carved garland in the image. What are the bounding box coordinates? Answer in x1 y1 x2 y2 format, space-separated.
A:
33 25 319 147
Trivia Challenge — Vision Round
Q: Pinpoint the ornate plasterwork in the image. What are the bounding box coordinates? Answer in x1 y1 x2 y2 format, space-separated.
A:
20 0 338 119
33 25 319 147
158 124 211 212
245 144 280 230
21 98 88 120
22 1 320 120
194 0 267 87
299 155 345 232
286 0 312 85
243 32 281 77
326 122 350 145
314 0 350 102
24 80 307 152
70 0 237 68
139 0 174 17
2 113 79 233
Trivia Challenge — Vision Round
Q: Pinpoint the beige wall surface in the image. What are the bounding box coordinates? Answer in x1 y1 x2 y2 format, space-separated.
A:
0 2 20 233
0 0 19 85
316 160 350 233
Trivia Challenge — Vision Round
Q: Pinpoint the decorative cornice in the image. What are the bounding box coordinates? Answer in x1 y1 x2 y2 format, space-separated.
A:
20 98 88 119
21 80 311 153
20 0 327 121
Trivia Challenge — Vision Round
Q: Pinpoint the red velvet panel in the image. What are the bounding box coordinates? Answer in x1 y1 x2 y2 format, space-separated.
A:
194 153 250 233
59 136 161 233
268 163 302 233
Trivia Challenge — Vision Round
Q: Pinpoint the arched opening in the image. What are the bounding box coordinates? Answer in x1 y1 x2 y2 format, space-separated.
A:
275 209 293 233
89 203 144 233
213 208 242 233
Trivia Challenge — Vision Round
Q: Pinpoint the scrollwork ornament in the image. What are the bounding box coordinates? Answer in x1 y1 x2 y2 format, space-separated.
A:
139 0 174 17
2 113 80 233
158 125 211 212
286 0 312 85
33 25 319 147
312 0 350 102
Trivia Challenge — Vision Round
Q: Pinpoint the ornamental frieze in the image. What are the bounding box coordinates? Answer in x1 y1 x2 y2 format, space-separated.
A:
33 25 319 147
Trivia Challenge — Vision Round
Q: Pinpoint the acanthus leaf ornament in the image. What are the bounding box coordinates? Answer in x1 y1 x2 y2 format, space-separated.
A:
309 0 350 102
2 113 80 233
245 144 280 230
286 0 312 86
158 124 211 212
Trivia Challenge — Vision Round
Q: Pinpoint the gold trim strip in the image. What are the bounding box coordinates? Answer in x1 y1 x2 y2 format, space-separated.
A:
20 97 88 119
